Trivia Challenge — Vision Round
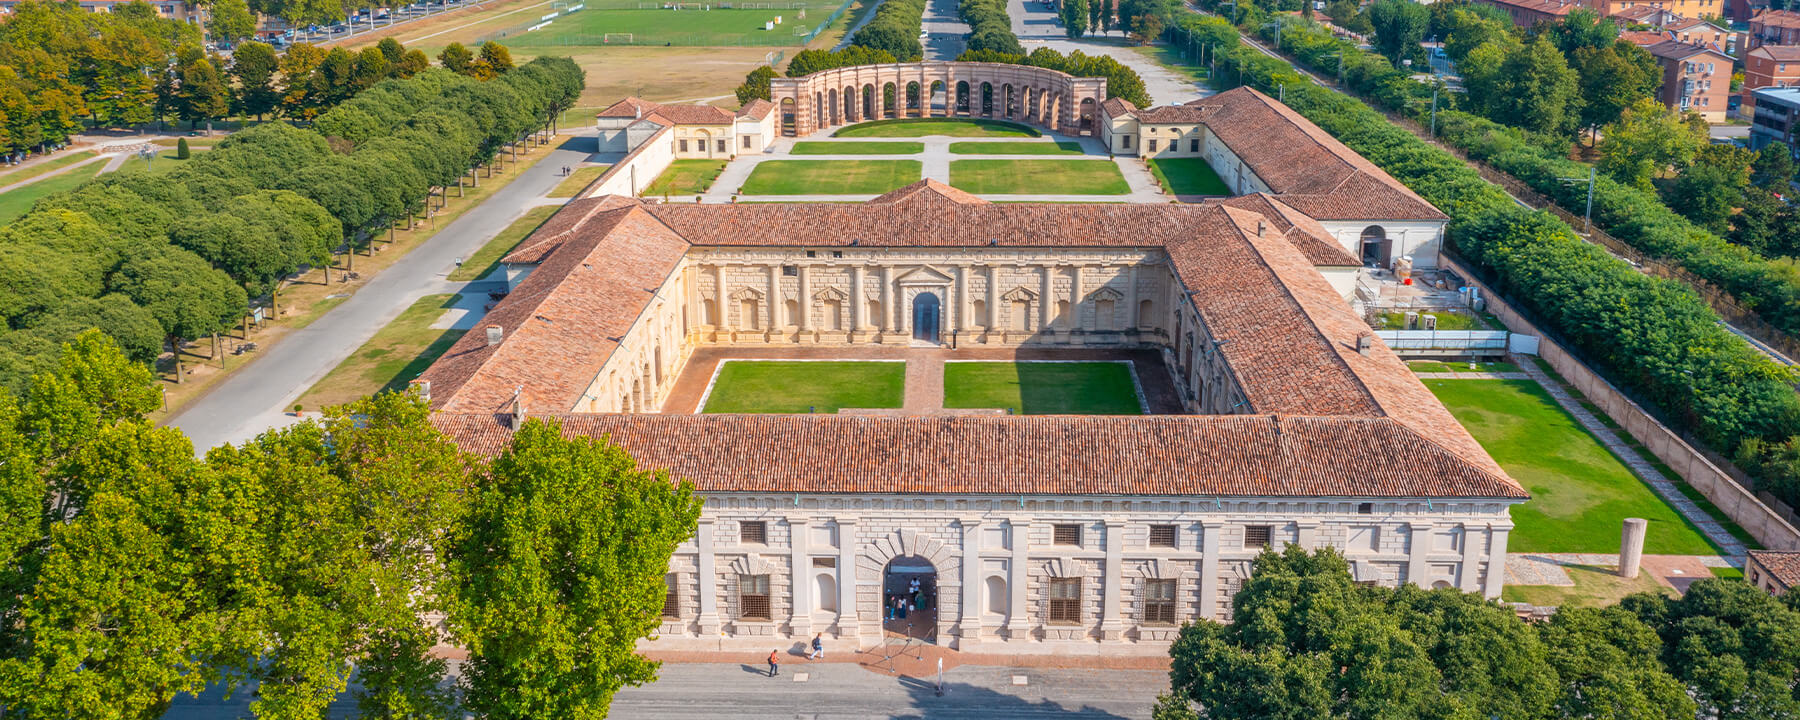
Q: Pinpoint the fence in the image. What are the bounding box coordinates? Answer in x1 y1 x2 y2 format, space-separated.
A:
1376 330 1511 355
1441 253 1800 550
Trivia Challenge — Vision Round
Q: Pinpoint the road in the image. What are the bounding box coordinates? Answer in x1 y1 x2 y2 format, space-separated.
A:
166 133 601 452
1008 0 1211 105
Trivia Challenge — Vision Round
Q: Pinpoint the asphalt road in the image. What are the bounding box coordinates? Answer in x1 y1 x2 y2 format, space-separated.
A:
165 133 600 453
1007 0 1211 105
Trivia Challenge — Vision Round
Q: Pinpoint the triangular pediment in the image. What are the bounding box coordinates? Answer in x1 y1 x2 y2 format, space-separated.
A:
895 265 954 285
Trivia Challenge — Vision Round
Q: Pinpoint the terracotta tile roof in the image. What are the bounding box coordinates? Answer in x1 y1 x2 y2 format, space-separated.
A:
1480 0 1576 15
737 99 775 120
1750 550 1800 588
1645 39 1729 60
1099 97 1136 119
1620 30 1670 46
1132 105 1214 123
1610 5 1667 22
868 178 985 204
1751 45 1800 61
1219 194 1360 266
595 96 734 124
431 413 1527 499
1754 9 1800 29
597 97 660 118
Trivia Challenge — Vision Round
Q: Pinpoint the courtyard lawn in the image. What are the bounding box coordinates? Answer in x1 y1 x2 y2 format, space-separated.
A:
297 294 466 409
738 159 920 195
1146 157 1229 196
702 361 904 413
948 140 1085 155
1500 563 1676 609
1406 360 1519 374
790 141 925 155
547 165 610 198
833 118 1040 138
1375 311 1499 331
449 205 561 282
948 159 1128 195
643 158 728 198
1423 379 1719 555
943 362 1143 415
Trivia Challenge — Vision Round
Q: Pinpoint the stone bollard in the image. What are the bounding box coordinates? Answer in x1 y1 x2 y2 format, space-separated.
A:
1620 518 1648 579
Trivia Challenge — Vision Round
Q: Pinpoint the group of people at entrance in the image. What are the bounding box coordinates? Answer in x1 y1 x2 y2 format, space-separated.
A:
886 577 931 620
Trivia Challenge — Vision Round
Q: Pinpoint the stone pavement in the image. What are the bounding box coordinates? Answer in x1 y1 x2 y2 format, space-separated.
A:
1505 553 1735 595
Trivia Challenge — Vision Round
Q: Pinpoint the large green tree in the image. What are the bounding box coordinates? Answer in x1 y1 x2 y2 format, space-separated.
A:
1572 41 1661 143
1368 0 1429 69
1598 97 1707 189
229 41 280 120
1622 579 1800 719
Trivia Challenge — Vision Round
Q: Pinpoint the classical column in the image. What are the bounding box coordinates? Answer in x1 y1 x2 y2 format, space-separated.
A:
767 265 780 332
1038 265 1053 332
798 265 812 332
880 266 894 334
1125 264 1140 330
696 518 721 634
1198 520 1223 621
985 265 998 331
955 265 970 332
1099 520 1124 640
713 264 729 331
1482 524 1510 599
836 517 861 640
851 266 866 331
1459 521 1481 592
958 517 983 642
1407 521 1432 589
1004 520 1030 639
788 515 812 637
1069 265 1084 331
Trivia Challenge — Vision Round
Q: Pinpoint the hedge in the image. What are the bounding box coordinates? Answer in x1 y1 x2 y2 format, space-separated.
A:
960 0 1024 55
850 0 927 61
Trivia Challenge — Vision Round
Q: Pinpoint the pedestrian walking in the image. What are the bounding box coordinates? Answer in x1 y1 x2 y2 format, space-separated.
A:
767 649 779 677
809 633 824 660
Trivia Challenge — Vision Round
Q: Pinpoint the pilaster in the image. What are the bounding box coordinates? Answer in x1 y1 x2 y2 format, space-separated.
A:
835 516 860 640
797 266 811 332
1483 524 1511 599
1407 521 1432 588
1004 520 1030 639
695 517 721 634
958 517 983 641
1198 520 1223 621
1459 521 1481 592
1099 519 1125 640
788 515 811 637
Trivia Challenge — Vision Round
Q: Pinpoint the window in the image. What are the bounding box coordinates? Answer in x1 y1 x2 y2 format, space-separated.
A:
717 139 727 153
782 265 798 277
1189 138 1200 152
1244 525 1272 549
1048 578 1082 623
740 520 767 544
662 574 680 618
738 575 771 620
1053 523 1082 546
1148 139 1158 152
679 139 689 152
812 557 835 568
1149 525 1177 548
1357 502 1373 514
743 135 753 148
1122 135 1133 148
1143 579 1177 624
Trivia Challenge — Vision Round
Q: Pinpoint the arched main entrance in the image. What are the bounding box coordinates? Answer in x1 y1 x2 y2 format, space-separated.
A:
912 292 941 345
1360 225 1391 268
882 554 938 643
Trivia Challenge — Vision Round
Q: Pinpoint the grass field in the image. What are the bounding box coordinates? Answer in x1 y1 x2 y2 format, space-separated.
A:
1407 360 1519 374
702 360 904 413
834 118 1040 138
297 294 465 409
0 162 104 224
502 8 815 48
548 165 610 197
948 141 1085 155
644 158 729 197
1501 563 1676 609
0 150 97 186
943 362 1143 415
1425 378 1719 555
790 141 924 155
739 159 920 194
451 205 561 282
111 149 193 177
1146 157 1229 196
1376 311 1499 331
949 159 1128 195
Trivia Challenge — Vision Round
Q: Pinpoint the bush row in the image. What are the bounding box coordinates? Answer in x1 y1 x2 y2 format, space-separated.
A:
959 0 1025 55
1211 31 1800 503
850 0 928 61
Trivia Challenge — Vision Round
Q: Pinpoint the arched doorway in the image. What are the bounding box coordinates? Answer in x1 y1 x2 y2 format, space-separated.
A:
882 554 938 643
912 292 941 345
779 97 797 136
1360 225 1391 267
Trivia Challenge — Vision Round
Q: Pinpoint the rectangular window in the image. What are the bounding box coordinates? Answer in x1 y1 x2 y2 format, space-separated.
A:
782 265 798 277
717 139 727 153
1189 138 1200 152
1244 525 1272 549
662 574 680 619
812 557 835 568
739 520 767 544
1048 578 1082 623
743 135 753 148
1148 139 1158 152
1149 525 1177 548
1053 523 1082 546
678 139 689 152
738 575 771 620
1123 135 1133 148
1143 579 1177 624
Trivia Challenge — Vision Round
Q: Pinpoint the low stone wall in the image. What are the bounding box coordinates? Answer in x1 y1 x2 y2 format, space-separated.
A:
580 125 675 199
1441 254 1800 551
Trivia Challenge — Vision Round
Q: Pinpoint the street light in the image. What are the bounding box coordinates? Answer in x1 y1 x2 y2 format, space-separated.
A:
1557 167 1596 232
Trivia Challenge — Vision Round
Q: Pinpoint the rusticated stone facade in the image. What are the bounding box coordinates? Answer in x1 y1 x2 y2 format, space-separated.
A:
768 61 1108 136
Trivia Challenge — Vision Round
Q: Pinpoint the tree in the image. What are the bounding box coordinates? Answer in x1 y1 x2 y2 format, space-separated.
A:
108 245 246 383
1440 7 1509 63
1368 0 1429 68
176 54 230 130
1622 580 1800 720
451 418 702 719
277 42 325 119
175 137 190 159
1572 42 1662 143
311 47 357 110
439 42 474 75
207 0 257 44
734 64 777 105
1599 97 1707 189
396 49 431 79
1129 13 1164 45
1546 8 1618 56
228 41 280 120
376 36 407 66
1062 0 1089 38
1496 37 1581 135
352 46 389 91
478 41 515 75
1665 161 1741 234
1538 606 1696 720
1753 141 1796 187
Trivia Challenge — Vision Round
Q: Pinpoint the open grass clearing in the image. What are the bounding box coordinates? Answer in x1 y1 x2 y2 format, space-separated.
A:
948 140 1085 155
739 159 920 194
1406 360 1519 374
1424 378 1719 555
151 136 226 148
948 159 1128 195
943 361 1143 415
548 165 610 198
0 150 97 186
450 205 561 282
0 162 104 224
790 141 924 155
297 294 465 410
1375 311 1500 331
644 158 729 198
1146 157 1229 196
110 149 193 177
702 360 904 413
503 8 816 48
1501 564 1676 609
834 118 1040 138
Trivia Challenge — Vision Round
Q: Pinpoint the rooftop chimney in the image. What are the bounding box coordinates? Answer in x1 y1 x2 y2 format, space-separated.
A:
510 386 526 428
486 325 503 347
1356 332 1375 356
409 379 431 401
1257 221 1266 237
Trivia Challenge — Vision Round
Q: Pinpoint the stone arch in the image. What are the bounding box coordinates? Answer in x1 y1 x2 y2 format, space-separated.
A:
929 79 946 114
861 528 959 583
905 81 921 113
882 81 897 118
862 84 876 120
1359 225 1391 267
1002 83 1015 118
980 82 994 116
984 575 1009 618
1079 97 1096 133
1137 298 1154 329
814 91 825 130
1041 557 1089 578
955 80 971 114
778 97 797 136
728 553 782 577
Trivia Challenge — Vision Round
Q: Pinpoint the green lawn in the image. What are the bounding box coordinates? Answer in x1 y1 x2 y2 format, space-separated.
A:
548 165 610 198
502 8 814 48
110 149 192 177
834 118 1041 138
450 205 561 282
738 159 920 195
1376 311 1499 331
1501 563 1676 609
949 159 1129 195
790 141 924 155
1407 360 1519 374
943 362 1142 415
0 162 104 224
1146 157 1230 196
948 141 1085 155
643 158 728 198
0 150 97 186
297 294 466 410
702 361 904 413
1424 379 1720 555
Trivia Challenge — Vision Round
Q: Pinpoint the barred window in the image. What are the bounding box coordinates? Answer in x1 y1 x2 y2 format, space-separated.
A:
1244 525 1272 549
1053 524 1082 546
812 557 835 568
738 575 771 620
662 573 680 619
1048 578 1082 624
1149 525 1177 548
739 521 767 544
1144 579 1177 624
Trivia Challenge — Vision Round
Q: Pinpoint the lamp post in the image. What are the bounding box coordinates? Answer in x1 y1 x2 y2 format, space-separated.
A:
1428 78 1440 138
1219 0 1237 25
1558 167 1597 232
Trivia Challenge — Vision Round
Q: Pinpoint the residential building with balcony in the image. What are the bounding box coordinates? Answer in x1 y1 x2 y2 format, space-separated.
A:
1646 40 1734 121
1749 86 1800 152
1743 45 1800 112
1749 9 1800 49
